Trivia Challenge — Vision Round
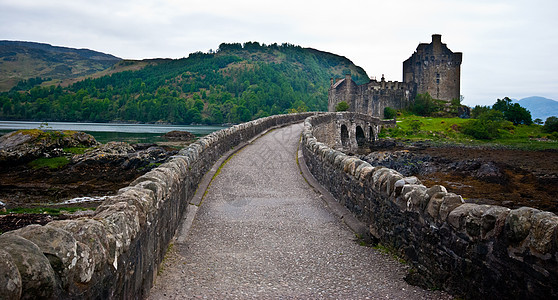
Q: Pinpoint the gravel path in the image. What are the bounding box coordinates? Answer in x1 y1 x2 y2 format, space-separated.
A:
148 123 452 299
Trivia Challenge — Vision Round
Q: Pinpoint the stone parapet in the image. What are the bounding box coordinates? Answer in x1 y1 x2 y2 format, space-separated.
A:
0 112 314 299
302 112 558 299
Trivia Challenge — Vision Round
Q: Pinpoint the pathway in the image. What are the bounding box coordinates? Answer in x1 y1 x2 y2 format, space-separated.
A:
148 123 451 299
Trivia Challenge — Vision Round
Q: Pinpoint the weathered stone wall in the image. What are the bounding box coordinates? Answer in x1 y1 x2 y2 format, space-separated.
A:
302 113 558 299
0 112 314 299
403 34 462 102
328 75 415 118
310 112 394 152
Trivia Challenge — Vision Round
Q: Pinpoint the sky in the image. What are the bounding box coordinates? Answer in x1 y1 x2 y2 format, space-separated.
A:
1 0 557 106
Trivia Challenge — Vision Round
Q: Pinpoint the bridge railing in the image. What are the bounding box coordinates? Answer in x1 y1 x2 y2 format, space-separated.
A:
302 112 558 299
0 112 315 299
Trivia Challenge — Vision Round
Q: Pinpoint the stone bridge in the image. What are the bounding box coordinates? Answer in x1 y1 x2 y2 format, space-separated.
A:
1 112 557 299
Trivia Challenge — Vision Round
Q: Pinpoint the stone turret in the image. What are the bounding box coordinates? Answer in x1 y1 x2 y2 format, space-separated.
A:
403 34 462 101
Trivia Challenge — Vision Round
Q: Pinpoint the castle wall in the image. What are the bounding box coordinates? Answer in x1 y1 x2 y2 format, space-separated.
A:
329 34 462 117
403 34 462 101
328 77 415 118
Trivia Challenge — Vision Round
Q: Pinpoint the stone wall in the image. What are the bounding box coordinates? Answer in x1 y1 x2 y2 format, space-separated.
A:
310 112 394 152
328 74 415 118
403 34 462 102
302 113 558 299
0 112 314 299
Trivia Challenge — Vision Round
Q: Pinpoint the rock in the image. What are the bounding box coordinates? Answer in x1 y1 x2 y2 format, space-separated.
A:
0 130 98 166
0 234 58 299
0 249 22 300
474 162 507 184
506 207 540 243
6 224 95 288
162 130 195 141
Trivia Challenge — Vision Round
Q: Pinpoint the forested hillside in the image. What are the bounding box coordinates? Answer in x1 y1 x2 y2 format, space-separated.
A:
0 41 121 91
0 42 369 124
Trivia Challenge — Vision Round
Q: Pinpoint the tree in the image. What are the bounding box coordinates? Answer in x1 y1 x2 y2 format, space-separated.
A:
412 93 439 116
335 101 349 112
471 105 491 119
383 107 396 119
492 97 532 125
543 116 558 133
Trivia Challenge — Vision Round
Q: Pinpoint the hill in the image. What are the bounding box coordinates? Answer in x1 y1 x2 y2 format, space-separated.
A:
517 96 558 121
0 42 369 124
0 40 121 91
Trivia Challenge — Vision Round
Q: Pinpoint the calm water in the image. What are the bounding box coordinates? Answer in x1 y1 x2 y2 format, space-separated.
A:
0 121 228 143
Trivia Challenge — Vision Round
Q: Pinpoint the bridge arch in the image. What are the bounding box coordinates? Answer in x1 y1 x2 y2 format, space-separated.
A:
355 126 366 147
325 112 392 152
340 124 349 147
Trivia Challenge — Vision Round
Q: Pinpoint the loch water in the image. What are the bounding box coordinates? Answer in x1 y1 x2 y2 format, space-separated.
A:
0 121 228 143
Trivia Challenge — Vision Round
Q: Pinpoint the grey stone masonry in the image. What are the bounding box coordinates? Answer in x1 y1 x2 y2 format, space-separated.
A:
302 112 558 299
0 113 314 299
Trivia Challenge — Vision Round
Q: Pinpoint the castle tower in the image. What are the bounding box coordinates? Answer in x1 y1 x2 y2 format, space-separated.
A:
403 34 462 101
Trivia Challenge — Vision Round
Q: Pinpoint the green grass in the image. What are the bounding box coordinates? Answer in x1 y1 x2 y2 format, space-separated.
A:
381 113 558 150
63 146 89 154
28 156 70 169
1 206 94 215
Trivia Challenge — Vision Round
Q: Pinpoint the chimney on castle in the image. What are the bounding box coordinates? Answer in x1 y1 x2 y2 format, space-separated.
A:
432 34 442 54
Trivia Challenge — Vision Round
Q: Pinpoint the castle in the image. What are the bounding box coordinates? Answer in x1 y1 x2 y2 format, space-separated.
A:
328 34 462 117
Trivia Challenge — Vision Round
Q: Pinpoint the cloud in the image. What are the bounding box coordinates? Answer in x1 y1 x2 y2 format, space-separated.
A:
1 0 557 105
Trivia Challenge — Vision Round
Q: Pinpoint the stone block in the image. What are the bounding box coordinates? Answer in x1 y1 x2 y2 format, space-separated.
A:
438 193 464 222
7 224 95 287
95 202 141 266
506 207 540 244
402 184 428 212
384 173 404 197
371 167 390 192
0 235 58 299
447 203 478 230
358 166 374 182
528 211 558 254
426 191 448 219
342 157 358 173
0 249 22 300
333 153 347 169
47 218 109 272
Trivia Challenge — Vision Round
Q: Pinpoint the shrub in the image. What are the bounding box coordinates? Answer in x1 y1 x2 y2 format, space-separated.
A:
383 107 396 119
335 101 349 112
409 120 422 133
411 93 440 116
461 110 506 140
471 105 491 119
543 116 558 133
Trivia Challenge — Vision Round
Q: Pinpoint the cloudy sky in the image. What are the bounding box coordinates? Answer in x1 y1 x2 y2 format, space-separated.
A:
1 0 557 106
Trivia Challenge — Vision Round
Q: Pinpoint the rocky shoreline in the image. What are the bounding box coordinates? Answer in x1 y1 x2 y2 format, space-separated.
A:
359 139 558 214
0 129 195 232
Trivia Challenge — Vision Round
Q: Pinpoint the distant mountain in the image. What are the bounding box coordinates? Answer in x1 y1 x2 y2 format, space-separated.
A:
0 40 121 91
0 42 369 124
516 96 558 121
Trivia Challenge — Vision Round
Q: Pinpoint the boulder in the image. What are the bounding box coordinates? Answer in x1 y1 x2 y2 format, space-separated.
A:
162 130 195 141
0 130 98 166
0 234 58 299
